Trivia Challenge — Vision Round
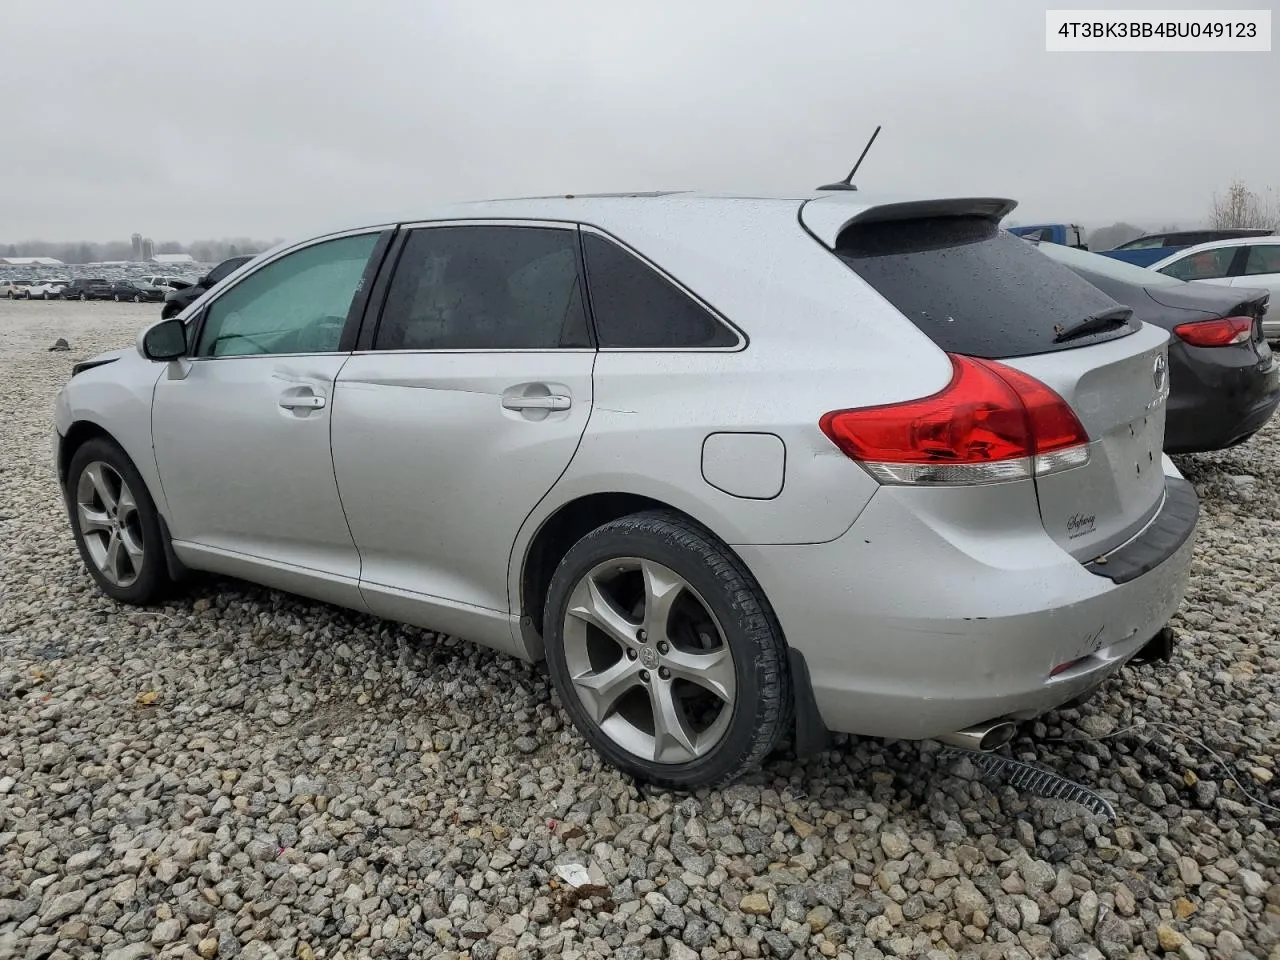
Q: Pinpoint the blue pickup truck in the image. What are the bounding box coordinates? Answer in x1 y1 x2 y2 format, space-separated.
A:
1009 223 1274 266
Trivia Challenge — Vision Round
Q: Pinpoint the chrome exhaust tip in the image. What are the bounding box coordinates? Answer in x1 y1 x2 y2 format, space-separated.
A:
936 720 1017 752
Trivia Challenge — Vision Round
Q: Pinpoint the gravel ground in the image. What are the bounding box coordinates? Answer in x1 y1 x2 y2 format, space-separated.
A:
2 300 1278 960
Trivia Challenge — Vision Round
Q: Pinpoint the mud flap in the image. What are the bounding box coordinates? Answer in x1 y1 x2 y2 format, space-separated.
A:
789 648 830 757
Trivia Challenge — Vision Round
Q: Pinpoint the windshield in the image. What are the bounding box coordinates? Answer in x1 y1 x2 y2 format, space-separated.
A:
1030 237 1185 285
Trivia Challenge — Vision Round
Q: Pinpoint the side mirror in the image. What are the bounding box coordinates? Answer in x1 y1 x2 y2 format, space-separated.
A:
139 318 187 361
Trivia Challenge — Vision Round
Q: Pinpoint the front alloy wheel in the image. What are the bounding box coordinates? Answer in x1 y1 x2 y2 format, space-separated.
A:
75 461 145 587
66 438 169 605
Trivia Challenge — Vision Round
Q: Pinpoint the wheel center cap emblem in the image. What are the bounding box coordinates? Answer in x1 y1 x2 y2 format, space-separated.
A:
640 646 659 670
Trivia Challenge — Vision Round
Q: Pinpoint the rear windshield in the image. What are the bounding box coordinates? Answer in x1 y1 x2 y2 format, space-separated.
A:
835 216 1135 359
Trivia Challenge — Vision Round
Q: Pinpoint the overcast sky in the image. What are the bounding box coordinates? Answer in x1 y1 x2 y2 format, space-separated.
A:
2 0 1276 243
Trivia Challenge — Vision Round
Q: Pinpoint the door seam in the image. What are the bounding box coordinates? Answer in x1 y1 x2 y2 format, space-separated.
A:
328 353 368 594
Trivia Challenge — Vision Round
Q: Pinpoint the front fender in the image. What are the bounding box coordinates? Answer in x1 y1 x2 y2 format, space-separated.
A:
55 354 167 515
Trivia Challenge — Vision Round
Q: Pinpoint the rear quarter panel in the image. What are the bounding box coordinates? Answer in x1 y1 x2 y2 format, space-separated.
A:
510 201 955 606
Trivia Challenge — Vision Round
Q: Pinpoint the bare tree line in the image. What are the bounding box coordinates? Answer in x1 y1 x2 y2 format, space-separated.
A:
1208 179 1280 230
1 238 278 265
1069 178 1277 251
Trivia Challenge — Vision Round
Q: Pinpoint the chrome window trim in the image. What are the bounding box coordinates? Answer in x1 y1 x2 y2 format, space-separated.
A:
397 217 579 231
375 218 747 355
349 348 598 356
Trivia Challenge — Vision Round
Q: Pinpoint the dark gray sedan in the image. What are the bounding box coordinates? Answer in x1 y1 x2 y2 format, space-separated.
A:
108 280 166 303
1033 240 1279 453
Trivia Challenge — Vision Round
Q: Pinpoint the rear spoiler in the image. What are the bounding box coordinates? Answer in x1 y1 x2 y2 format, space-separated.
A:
799 196 1017 248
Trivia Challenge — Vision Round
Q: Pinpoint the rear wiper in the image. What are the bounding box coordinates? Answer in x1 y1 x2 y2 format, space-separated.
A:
1052 306 1133 344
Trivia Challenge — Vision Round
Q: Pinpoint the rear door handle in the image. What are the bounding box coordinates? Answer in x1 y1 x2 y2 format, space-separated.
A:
280 395 326 410
502 395 571 412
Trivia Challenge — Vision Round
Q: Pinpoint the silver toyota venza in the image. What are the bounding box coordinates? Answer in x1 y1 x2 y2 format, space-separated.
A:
55 191 1198 788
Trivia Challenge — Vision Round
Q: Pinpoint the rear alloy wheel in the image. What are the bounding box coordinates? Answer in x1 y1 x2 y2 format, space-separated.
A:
66 438 169 604
544 511 791 789
132 294 142 303
113 294 121 302
80 293 88 301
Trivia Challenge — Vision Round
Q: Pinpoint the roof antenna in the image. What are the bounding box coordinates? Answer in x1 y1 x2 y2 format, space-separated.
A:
817 125 881 191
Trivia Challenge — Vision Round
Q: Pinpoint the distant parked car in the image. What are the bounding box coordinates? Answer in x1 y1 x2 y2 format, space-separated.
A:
2 279 37 299
108 280 166 303
63 279 114 301
1033 240 1279 453
141 275 194 291
27 279 71 300
161 255 253 319
1150 237 1280 341
1099 228 1275 267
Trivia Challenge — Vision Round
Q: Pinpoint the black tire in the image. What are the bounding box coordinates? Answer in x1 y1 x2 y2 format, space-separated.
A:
80 293 88 301
132 294 142 303
113 294 120 302
65 437 170 605
543 510 791 789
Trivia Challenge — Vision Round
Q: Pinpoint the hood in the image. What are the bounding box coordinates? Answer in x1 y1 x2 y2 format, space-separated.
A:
71 348 128 377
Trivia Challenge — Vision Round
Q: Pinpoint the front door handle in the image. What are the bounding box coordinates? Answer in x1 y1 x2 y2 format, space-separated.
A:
279 394 326 410
502 394 571 412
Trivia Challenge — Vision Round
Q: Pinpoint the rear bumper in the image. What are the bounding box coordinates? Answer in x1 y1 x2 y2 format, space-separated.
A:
738 466 1197 741
1164 345 1280 453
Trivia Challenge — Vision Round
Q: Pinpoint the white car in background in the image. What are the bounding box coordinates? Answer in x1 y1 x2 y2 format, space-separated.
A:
2 279 36 298
1151 236 1280 340
27 279 71 300
140 275 192 291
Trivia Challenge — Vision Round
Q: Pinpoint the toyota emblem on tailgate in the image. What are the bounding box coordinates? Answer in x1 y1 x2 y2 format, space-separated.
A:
1147 354 1169 410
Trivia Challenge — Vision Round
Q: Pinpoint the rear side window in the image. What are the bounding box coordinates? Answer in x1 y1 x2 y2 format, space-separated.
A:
1157 247 1237 281
1242 244 1280 276
834 216 1128 359
581 233 738 348
375 226 589 351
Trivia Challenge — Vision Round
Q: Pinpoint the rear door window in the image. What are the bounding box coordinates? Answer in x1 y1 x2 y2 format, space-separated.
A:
833 216 1130 359
374 225 590 351
1156 247 1238 281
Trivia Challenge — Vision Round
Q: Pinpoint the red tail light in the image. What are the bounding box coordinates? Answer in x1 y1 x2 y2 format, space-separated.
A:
1173 315 1253 347
819 354 1090 485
